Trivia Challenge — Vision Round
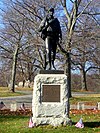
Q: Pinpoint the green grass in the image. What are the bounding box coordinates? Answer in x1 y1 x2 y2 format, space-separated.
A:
0 91 27 97
70 97 100 105
16 87 33 91
0 87 33 91
0 87 100 132
0 87 32 97
0 114 100 133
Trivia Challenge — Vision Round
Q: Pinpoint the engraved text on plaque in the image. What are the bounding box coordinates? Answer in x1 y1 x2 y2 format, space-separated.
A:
42 85 60 102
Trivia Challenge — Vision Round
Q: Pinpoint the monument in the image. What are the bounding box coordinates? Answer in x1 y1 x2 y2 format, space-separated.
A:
38 7 62 70
32 71 70 126
32 8 70 126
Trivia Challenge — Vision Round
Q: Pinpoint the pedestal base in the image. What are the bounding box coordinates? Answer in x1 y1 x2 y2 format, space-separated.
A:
32 117 71 127
32 72 70 126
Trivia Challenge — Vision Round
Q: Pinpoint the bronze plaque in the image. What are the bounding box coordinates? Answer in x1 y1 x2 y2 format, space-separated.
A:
42 85 60 102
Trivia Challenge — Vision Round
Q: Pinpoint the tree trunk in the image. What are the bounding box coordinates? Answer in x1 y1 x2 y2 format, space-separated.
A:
10 45 19 92
64 35 72 98
66 52 72 98
27 62 33 82
81 69 88 91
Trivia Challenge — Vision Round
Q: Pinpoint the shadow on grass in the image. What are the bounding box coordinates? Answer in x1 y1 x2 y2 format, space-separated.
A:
0 115 100 129
73 122 100 128
0 115 29 122
84 122 100 128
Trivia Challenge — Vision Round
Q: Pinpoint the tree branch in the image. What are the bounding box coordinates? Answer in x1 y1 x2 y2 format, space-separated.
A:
83 12 100 16
60 0 70 20
0 44 12 53
77 0 93 18
86 66 100 73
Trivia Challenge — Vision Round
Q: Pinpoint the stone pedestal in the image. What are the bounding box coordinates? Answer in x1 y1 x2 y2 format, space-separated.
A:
32 71 70 126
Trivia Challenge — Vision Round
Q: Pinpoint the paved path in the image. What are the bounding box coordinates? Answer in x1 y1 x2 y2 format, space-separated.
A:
0 91 99 109
0 91 33 109
72 92 100 96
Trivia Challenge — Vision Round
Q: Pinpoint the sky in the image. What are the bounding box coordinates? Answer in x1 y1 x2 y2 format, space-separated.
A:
0 0 98 75
0 1 5 28
0 0 79 74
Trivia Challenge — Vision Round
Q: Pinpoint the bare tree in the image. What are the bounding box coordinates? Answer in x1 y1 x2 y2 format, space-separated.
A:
0 1 27 92
59 0 99 96
0 0 60 90
71 2 100 91
0 0 99 93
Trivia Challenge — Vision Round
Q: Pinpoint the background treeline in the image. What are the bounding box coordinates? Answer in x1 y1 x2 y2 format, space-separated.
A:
0 0 100 93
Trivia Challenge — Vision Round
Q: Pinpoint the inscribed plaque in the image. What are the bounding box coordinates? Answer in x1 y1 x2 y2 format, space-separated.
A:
42 85 60 102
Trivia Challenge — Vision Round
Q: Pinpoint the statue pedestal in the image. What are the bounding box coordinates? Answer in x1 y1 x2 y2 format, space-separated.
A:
32 70 71 126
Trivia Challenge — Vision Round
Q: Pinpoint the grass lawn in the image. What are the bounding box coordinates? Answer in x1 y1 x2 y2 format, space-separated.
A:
0 113 100 133
70 96 100 105
0 87 100 132
0 87 32 97
0 91 26 97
